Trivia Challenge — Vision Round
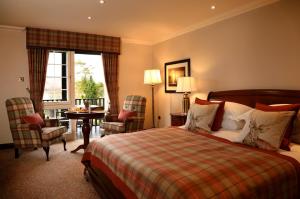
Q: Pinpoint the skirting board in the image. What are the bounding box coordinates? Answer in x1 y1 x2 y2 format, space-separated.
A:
0 143 14 150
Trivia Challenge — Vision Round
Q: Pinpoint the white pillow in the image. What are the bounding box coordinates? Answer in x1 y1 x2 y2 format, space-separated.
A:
234 110 254 142
221 102 253 130
185 103 219 132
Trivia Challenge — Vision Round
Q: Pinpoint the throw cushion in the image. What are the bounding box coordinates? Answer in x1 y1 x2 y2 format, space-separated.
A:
242 110 294 151
118 109 137 122
256 103 300 150
195 98 225 131
22 113 45 127
185 103 219 132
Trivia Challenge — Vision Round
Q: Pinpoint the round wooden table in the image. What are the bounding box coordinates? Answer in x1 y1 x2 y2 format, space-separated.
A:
65 111 105 153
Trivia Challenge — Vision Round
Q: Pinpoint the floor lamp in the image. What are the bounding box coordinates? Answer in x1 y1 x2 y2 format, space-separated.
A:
144 69 162 128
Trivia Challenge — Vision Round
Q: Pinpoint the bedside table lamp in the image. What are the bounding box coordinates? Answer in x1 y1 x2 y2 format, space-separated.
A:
176 76 196 113
144 69 162 127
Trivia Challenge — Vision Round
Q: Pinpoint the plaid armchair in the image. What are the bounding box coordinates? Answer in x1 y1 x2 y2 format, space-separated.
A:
6 97 66 161
101 95 146 136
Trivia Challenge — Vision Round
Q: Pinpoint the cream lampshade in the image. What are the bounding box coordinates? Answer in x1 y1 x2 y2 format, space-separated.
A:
144 69 162 127
176 76 196 113
144 69 162 85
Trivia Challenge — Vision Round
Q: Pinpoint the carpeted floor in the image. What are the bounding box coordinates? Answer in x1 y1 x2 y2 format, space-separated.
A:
0 139 100 199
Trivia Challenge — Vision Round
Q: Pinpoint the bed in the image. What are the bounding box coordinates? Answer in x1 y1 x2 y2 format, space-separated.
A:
82 89 300 199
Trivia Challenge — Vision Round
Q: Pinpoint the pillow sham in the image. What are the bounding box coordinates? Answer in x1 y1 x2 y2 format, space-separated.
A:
291 114 300 144
269 104 300 145
256 103 300 150
195 98 225 131
118 109 137 122
184 103 219 132
241 110 294 151
221 102 253 130
22 113 45 127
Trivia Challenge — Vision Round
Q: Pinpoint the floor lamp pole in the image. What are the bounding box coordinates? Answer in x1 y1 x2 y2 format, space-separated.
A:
151 84 155 128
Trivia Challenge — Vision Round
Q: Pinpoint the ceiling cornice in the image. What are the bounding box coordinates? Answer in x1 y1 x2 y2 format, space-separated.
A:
0 25 25 31
152 0 279 45
121 38 152 46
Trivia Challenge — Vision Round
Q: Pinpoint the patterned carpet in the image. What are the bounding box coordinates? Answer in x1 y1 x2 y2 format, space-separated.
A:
0 139 100 199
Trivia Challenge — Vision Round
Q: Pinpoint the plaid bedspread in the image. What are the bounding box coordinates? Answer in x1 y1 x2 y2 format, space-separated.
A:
82 128 300 199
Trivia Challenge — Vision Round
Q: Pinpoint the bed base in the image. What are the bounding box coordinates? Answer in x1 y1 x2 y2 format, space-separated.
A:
83 162 125 199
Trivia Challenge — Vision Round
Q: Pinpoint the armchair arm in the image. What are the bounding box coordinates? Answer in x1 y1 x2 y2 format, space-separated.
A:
104 114 119 122
124 116 144 123
44 119 59 127
124 116 145 132
13 123 42 140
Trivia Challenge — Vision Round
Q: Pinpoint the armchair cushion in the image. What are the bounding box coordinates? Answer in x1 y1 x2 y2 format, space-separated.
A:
22 113 45 127
118 109 137 122
41 126 66 141
101 122 125 133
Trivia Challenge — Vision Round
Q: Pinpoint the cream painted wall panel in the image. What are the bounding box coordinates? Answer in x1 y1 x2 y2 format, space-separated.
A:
153 0 300 127
0 28 29 144
119 42 153 129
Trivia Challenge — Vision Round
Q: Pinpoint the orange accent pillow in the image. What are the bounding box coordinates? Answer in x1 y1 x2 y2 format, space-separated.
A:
22 113 45 127
118 109 137 122
195 98 225 131
255 103 300 151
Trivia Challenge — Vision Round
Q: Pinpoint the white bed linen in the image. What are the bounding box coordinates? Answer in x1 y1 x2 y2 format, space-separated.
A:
279 143 300 163
211 129 241 142
178 126 300 163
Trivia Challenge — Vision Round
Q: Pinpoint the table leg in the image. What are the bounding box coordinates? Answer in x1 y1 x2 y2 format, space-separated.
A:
71 118 91 153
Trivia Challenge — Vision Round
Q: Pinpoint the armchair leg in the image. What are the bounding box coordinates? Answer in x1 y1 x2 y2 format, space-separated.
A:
14 148 19 159
62 139 67 151
43 147 50 161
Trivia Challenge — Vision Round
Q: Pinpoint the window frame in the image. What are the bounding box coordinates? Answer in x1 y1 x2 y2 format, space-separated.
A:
43 51 75 110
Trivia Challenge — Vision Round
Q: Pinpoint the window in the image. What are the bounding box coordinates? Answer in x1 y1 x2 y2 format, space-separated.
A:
43 51 108 120
43 51 68 102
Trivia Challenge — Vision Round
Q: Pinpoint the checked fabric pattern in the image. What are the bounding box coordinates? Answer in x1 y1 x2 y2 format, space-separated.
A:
6 97 66 148
83 128 300 199
101 95 146 135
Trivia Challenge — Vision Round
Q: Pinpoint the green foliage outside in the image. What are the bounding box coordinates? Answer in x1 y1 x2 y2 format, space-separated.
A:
75 60 104 99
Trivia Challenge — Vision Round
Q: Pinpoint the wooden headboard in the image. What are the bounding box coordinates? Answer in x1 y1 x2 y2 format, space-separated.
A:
207 89 300 107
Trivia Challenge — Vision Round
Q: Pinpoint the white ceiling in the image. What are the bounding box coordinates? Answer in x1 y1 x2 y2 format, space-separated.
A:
0 0 277 45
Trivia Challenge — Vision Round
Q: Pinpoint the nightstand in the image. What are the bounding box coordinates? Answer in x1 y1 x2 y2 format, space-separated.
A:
170 113 187 126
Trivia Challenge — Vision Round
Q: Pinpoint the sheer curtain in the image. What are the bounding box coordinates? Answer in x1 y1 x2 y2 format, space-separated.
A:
27 48 49 116
102 53 119 114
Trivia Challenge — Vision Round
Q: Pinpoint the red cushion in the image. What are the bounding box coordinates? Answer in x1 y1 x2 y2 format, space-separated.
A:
22 113 45 127
195 98 225 131
118 109 137 122
255 103 300 151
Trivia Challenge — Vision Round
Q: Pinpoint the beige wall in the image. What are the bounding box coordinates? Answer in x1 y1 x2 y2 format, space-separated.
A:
119 42 153 129
0 28 30 144
153 0 300 127
0 29 153 144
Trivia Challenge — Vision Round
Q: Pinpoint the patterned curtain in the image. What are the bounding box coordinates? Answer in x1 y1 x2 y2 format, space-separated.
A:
102 53 119 114
26 27 121 54
27 48 49 116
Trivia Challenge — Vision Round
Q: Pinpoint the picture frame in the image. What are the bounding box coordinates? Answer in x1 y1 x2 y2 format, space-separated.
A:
164 59 190 93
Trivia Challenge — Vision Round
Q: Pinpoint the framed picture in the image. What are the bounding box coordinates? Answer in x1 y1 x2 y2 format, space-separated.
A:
165 59 190 93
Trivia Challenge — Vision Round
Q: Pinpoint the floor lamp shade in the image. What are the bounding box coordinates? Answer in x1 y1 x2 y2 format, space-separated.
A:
144 69 162 85
176 77 196 113
144 69 162 128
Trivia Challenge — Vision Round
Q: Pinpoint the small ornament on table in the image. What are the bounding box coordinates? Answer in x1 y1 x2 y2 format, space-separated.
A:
84 100 91 113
